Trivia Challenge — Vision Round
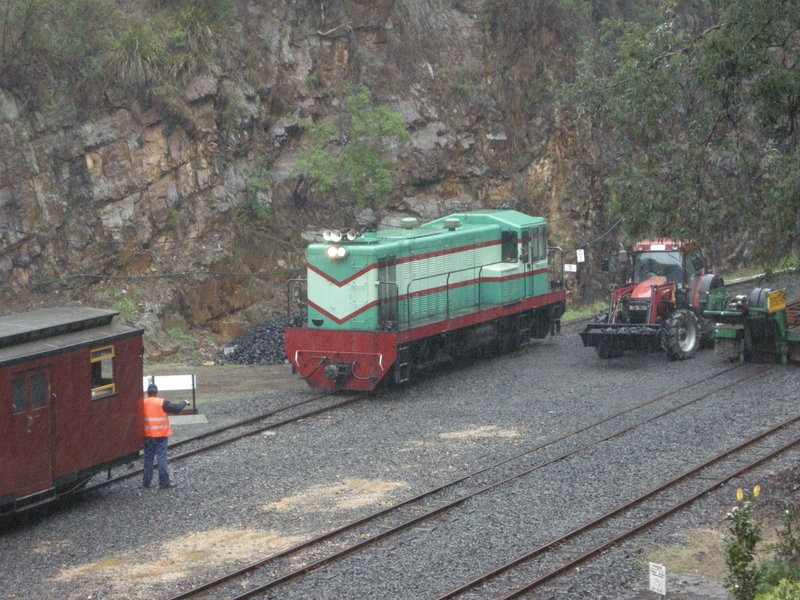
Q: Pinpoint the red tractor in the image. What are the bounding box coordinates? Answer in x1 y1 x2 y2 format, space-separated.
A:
579 240 723 359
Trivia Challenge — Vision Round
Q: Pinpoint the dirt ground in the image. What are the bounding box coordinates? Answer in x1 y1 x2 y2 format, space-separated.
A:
142 362 307 406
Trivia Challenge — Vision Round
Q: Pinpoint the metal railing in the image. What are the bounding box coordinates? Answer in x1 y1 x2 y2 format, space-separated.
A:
286 278 307 326
400 259 523 329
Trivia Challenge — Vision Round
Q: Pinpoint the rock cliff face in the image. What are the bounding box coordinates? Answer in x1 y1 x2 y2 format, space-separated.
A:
0 0 609 360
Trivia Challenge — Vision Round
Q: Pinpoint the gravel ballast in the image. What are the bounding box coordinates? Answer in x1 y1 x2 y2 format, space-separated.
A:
1 272 798 600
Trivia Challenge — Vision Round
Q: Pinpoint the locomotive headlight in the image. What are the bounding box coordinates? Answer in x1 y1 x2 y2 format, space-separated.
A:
326 246 348 259
322 229 344 243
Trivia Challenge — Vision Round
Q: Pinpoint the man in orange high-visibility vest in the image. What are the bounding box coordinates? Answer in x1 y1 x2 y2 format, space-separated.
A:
142 383 189 489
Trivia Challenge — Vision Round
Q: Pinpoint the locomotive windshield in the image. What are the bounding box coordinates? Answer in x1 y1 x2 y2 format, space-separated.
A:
633 251 692 284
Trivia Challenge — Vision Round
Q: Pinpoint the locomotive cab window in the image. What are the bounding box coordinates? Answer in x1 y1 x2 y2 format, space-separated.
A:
533 225 547 261
501 231 517 262
91 345 116 399
521 230 530 263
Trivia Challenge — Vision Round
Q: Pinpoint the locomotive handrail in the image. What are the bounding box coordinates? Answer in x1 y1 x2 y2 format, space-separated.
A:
401 260 509 329
286 277 308 326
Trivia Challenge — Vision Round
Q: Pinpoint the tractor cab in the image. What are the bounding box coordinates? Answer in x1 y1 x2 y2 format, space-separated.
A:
630 240 702 287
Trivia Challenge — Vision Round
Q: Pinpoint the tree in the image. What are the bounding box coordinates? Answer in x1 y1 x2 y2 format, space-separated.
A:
561 0 800 266
292 84 410 209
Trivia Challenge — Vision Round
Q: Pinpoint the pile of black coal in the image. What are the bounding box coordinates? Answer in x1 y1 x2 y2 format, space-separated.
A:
219 314 299 365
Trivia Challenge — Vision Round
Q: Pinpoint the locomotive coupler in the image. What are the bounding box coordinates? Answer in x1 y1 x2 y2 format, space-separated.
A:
324 362 354 386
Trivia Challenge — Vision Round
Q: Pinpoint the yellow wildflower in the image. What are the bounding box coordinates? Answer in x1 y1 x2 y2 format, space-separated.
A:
753 485 761 499
737 488 744 503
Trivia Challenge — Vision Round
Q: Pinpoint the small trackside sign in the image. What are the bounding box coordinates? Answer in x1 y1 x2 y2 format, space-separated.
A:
564 264 577 272
649 562 666 595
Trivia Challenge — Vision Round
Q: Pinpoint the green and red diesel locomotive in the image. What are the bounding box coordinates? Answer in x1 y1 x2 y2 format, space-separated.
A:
284 210 567 391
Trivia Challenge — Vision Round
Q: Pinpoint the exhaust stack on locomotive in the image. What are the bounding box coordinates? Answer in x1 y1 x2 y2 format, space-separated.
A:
284 210 567 391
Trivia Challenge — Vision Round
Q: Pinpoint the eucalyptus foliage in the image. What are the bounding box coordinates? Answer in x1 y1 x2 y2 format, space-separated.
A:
563 0 800 264
293 85 410 209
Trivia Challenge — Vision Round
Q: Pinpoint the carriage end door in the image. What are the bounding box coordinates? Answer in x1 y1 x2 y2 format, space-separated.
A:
12 370 53 497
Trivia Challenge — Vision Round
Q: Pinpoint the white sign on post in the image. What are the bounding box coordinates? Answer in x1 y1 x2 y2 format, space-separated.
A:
564 264 577 273
576 249 585 263
649 562 666 596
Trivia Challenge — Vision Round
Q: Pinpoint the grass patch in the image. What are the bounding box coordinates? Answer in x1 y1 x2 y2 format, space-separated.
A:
563 300 608 323
645 528 728 579
717 256 799 281
112 297 137 315
167 326 196 344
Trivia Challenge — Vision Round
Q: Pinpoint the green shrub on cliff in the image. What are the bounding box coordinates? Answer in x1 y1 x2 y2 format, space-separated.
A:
292 84 410 209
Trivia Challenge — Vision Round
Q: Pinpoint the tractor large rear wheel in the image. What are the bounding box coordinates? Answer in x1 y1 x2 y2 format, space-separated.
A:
664 309 700 360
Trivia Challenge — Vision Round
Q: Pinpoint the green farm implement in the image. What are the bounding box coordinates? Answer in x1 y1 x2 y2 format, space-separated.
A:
703 286 800 364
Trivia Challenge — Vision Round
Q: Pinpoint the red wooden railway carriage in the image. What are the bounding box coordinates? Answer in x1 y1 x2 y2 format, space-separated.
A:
0 307 144 514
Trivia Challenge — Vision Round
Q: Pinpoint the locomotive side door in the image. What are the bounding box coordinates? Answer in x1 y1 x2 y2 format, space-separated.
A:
521 229 532 297
377 256 398 329
11 369 53 497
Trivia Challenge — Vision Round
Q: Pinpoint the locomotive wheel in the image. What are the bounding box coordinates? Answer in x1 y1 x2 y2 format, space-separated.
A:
664 309 700 360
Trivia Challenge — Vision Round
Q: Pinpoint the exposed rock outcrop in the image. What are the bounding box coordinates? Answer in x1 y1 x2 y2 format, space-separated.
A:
0 0 610 360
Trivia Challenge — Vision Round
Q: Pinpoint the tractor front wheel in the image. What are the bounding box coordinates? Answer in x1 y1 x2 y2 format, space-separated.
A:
664 309 700 360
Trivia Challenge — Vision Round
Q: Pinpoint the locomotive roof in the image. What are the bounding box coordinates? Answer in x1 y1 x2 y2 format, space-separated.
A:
424 210 546 229
0 307 122 350
349 210 547 244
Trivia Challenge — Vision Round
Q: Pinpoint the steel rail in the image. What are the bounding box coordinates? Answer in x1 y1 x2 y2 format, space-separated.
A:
166 364 771 600
170 391 340 449
80 391 358 493
438 414 800 599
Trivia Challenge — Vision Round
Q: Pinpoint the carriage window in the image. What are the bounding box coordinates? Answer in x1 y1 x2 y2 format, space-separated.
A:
30 373 48 409
12 373 49 412
12 378 26 413
91 345 116 399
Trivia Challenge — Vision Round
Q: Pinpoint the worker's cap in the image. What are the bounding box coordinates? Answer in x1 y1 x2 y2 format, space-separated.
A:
147 384 158 395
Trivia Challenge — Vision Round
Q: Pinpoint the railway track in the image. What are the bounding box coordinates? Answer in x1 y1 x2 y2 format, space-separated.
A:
72 318 613 500
79 285 754 500
439 413 800 599
73 318 596 500
164 363 777 600
80 391 360 494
